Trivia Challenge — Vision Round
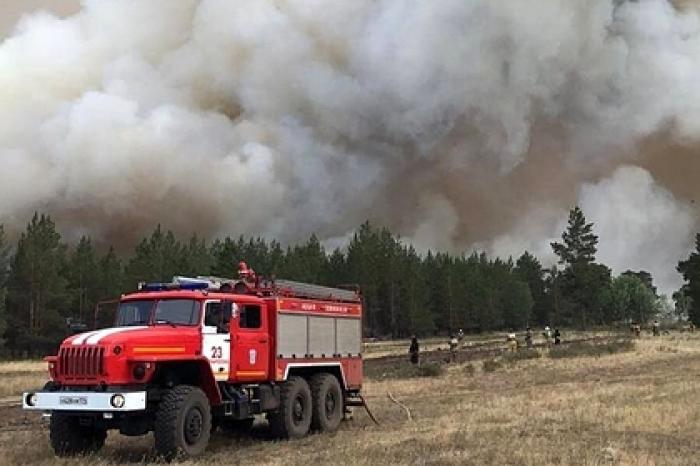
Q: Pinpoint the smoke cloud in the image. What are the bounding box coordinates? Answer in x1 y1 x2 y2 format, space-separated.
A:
488 166 696 294
2 0 700 292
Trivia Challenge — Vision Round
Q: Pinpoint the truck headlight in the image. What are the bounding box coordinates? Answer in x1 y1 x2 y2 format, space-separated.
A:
110 394 126 408
25 393 37 407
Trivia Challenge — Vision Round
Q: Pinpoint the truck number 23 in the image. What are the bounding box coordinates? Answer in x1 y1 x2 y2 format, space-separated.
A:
210 346 223 359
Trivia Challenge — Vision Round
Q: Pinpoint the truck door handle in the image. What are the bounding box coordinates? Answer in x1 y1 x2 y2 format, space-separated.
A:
224 339 230 342
259 339 268 343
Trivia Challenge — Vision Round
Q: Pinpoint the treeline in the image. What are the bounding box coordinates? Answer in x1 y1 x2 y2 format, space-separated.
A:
0 208 695 356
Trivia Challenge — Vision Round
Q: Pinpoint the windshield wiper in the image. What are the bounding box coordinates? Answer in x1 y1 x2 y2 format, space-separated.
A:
155 319 178 328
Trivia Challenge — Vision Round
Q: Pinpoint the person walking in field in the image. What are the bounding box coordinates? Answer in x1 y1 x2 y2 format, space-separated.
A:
630 323 641 338
409 335 420 365
525 327 533 349
652 320 661 337
506 333 518 353
449 334 459 362
553 328 561 345
543 326 553 348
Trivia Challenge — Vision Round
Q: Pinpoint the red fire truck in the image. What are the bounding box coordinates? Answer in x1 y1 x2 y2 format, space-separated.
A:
23 262 363 460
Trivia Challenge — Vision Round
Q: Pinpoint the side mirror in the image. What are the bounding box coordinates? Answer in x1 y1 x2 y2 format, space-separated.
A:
222 301 237 324
67 321 88 335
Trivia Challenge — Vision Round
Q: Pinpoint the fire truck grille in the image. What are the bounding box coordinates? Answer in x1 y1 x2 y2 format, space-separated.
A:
58 346 105 379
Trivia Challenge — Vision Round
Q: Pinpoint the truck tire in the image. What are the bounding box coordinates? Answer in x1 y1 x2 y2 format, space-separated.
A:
49 414 106 456
267 376 312 439
310 373 343 433
154 385 211 461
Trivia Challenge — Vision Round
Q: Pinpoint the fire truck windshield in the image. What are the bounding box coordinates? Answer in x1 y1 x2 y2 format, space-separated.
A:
115 299 200 327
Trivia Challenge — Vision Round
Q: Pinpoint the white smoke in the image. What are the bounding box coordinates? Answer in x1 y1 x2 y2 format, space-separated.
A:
489 166 696 293
1 0 700 291
581 166 695 294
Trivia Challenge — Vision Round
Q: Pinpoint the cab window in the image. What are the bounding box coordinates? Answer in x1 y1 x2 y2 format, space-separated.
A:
240 305 261 329
154 299 199 325
204 301 228 333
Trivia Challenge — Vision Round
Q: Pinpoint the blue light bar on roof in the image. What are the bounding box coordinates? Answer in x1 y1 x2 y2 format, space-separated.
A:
141 281 209 292
141 282 175 291
179 282 209 290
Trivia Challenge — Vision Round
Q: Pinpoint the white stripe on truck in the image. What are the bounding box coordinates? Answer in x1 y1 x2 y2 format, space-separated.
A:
72 327 148 345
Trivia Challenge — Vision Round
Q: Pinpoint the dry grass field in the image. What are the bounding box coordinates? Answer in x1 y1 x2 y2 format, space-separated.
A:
0 333 698 465
0 360 50 398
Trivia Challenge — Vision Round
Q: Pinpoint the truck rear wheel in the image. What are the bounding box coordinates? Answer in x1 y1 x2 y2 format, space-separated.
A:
310 373 344 433
268 376 312 439
49 414 106 456
154 385 211 461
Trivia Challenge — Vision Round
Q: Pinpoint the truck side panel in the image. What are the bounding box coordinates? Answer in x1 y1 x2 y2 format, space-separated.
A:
267 297 363 390
276 313 307 357
308 316 335 357
275 312 361 359
336 318 362 356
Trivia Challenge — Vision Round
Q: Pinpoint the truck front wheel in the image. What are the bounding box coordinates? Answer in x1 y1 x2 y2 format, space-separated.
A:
310 373 344 433
49 414 106 456
268 376 312 439
154 385 211 461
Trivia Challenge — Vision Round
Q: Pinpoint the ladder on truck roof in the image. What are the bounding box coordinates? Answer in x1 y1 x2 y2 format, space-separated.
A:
273 279 360 303
170 275 361 303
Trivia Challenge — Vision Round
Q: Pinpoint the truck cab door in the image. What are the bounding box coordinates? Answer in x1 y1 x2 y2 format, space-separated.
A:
232 303 269 382
202 300 232 381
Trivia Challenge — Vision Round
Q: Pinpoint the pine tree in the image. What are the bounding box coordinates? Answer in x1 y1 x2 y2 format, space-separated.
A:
346 222 382 336
180 234 213 277
92 247 124 329
0 225 9 348
96 247 124 300
67 236 98 322
282 234 327 284
514 251 549 326
324 248 348 286
399 245 434 336
677 234 700 325
500 277 533 330
6 213 69 351
551 206 598 266
550 207 610 328
376 228 401 336
210 237 242 278
423 252 455 334
125 225 183 287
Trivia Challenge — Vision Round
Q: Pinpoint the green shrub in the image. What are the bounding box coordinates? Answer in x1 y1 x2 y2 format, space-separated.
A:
549 339 635 359
482 358 502 373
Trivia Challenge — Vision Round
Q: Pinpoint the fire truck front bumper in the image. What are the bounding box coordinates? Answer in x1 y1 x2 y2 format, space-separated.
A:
22 390 147 412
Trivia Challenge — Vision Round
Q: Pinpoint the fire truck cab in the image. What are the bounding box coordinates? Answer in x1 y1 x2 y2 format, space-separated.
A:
23 262 363 460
